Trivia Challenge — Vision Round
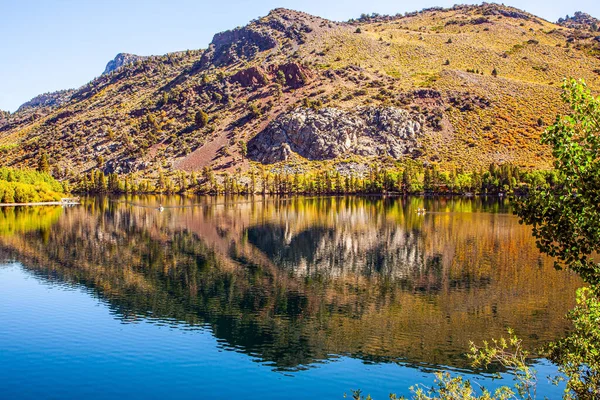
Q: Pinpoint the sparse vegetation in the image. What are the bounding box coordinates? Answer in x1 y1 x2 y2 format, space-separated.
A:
0 4 598 184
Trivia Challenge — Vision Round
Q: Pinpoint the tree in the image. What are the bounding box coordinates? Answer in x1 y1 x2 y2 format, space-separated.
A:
195 110 209 128
276 70 287 86
515 79 600 286
239 140 247 160
202 166 215 193
515 79 600 398
491 67 498 77
248 102 262 119
38 153 50 173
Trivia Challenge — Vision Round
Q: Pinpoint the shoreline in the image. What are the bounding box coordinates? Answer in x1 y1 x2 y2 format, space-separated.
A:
0 201 79 207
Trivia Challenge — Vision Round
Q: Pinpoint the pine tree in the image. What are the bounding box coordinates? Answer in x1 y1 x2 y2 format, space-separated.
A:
37 153 50 173
239 140 247 160
195 110 209 128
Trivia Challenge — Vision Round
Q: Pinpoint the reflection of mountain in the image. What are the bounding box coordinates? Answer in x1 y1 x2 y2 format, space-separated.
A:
247 224 427 280
0 196 582 371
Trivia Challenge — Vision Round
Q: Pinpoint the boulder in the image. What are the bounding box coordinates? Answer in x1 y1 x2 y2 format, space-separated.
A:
230 66 269 87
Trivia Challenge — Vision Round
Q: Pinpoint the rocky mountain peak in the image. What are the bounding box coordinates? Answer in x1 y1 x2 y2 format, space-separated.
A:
103 53 146 75
200 8 341 67
558 11 600 31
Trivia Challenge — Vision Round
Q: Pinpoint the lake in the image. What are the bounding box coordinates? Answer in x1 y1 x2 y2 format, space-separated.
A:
0 196 580 399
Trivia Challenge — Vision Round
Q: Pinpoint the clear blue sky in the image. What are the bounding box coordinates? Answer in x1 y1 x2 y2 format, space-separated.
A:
1 0 598 112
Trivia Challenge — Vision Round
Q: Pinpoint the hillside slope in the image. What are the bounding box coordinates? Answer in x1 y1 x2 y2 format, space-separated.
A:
1 4 600 181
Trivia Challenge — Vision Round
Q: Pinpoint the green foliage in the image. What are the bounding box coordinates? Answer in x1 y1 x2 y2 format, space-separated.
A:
276 70 287 86
514 79 600 398
37 152 50 173
468 330 537 400
239 140 247 159
353 330 537 400
515 79 600 285
248 102 262 119
195 110 209 128
0 143 18 155
404 372 514 400
0 167 65 203
548 288 600 399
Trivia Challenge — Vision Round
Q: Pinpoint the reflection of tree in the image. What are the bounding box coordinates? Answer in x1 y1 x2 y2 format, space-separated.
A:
0 206 62 236
0 197 583 371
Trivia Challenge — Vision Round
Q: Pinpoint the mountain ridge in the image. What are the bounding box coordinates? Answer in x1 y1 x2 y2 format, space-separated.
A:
1 3 600 182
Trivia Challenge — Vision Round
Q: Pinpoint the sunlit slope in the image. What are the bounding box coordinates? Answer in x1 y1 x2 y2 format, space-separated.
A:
0 4 599 176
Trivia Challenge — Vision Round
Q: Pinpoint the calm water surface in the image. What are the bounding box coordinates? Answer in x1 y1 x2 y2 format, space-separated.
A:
0 196 580 399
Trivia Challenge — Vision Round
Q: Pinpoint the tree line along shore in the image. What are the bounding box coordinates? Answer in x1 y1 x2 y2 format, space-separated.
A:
68 162 555 196
0 161 558 203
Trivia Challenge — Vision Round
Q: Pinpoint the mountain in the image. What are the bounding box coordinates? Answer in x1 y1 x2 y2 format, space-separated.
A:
1 3 599 181
103 53 147 75
16 89 75 113
557 11 600 32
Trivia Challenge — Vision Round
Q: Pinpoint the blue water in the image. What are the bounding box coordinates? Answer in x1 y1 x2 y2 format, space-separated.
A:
0 197 575 399
0 262 563 399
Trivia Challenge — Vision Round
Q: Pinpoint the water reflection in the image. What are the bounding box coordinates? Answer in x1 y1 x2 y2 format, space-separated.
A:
0 196 581 371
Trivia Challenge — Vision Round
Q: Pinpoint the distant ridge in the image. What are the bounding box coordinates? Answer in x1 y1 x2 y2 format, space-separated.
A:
16 89 75 113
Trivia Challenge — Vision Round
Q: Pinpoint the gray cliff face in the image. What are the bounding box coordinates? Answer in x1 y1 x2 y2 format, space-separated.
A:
103 53 146 75
247 107 425 163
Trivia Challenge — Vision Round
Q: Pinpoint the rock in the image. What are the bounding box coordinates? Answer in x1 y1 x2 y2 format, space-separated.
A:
201 27 278 67
230 66 269 87
482 4 531 20
557 12 600 31
248 107 425 163
268 63 312 88
104 158 146 174
0 110 9 127
103 53 146 75
200 8 327 68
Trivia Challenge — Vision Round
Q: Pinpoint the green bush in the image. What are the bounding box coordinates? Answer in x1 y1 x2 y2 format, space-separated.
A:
0 167 65 203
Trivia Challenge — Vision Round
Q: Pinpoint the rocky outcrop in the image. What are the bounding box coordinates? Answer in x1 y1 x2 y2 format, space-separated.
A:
248 107 424 163
103 53 146 75
16 89 75 113
104 157 148 174
201 8 334 67
269 63 312 88
0 110 9 126
230 66 269 87
558 12 600 31
201 27 278 67
230 63 312 88
480 4 532 20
